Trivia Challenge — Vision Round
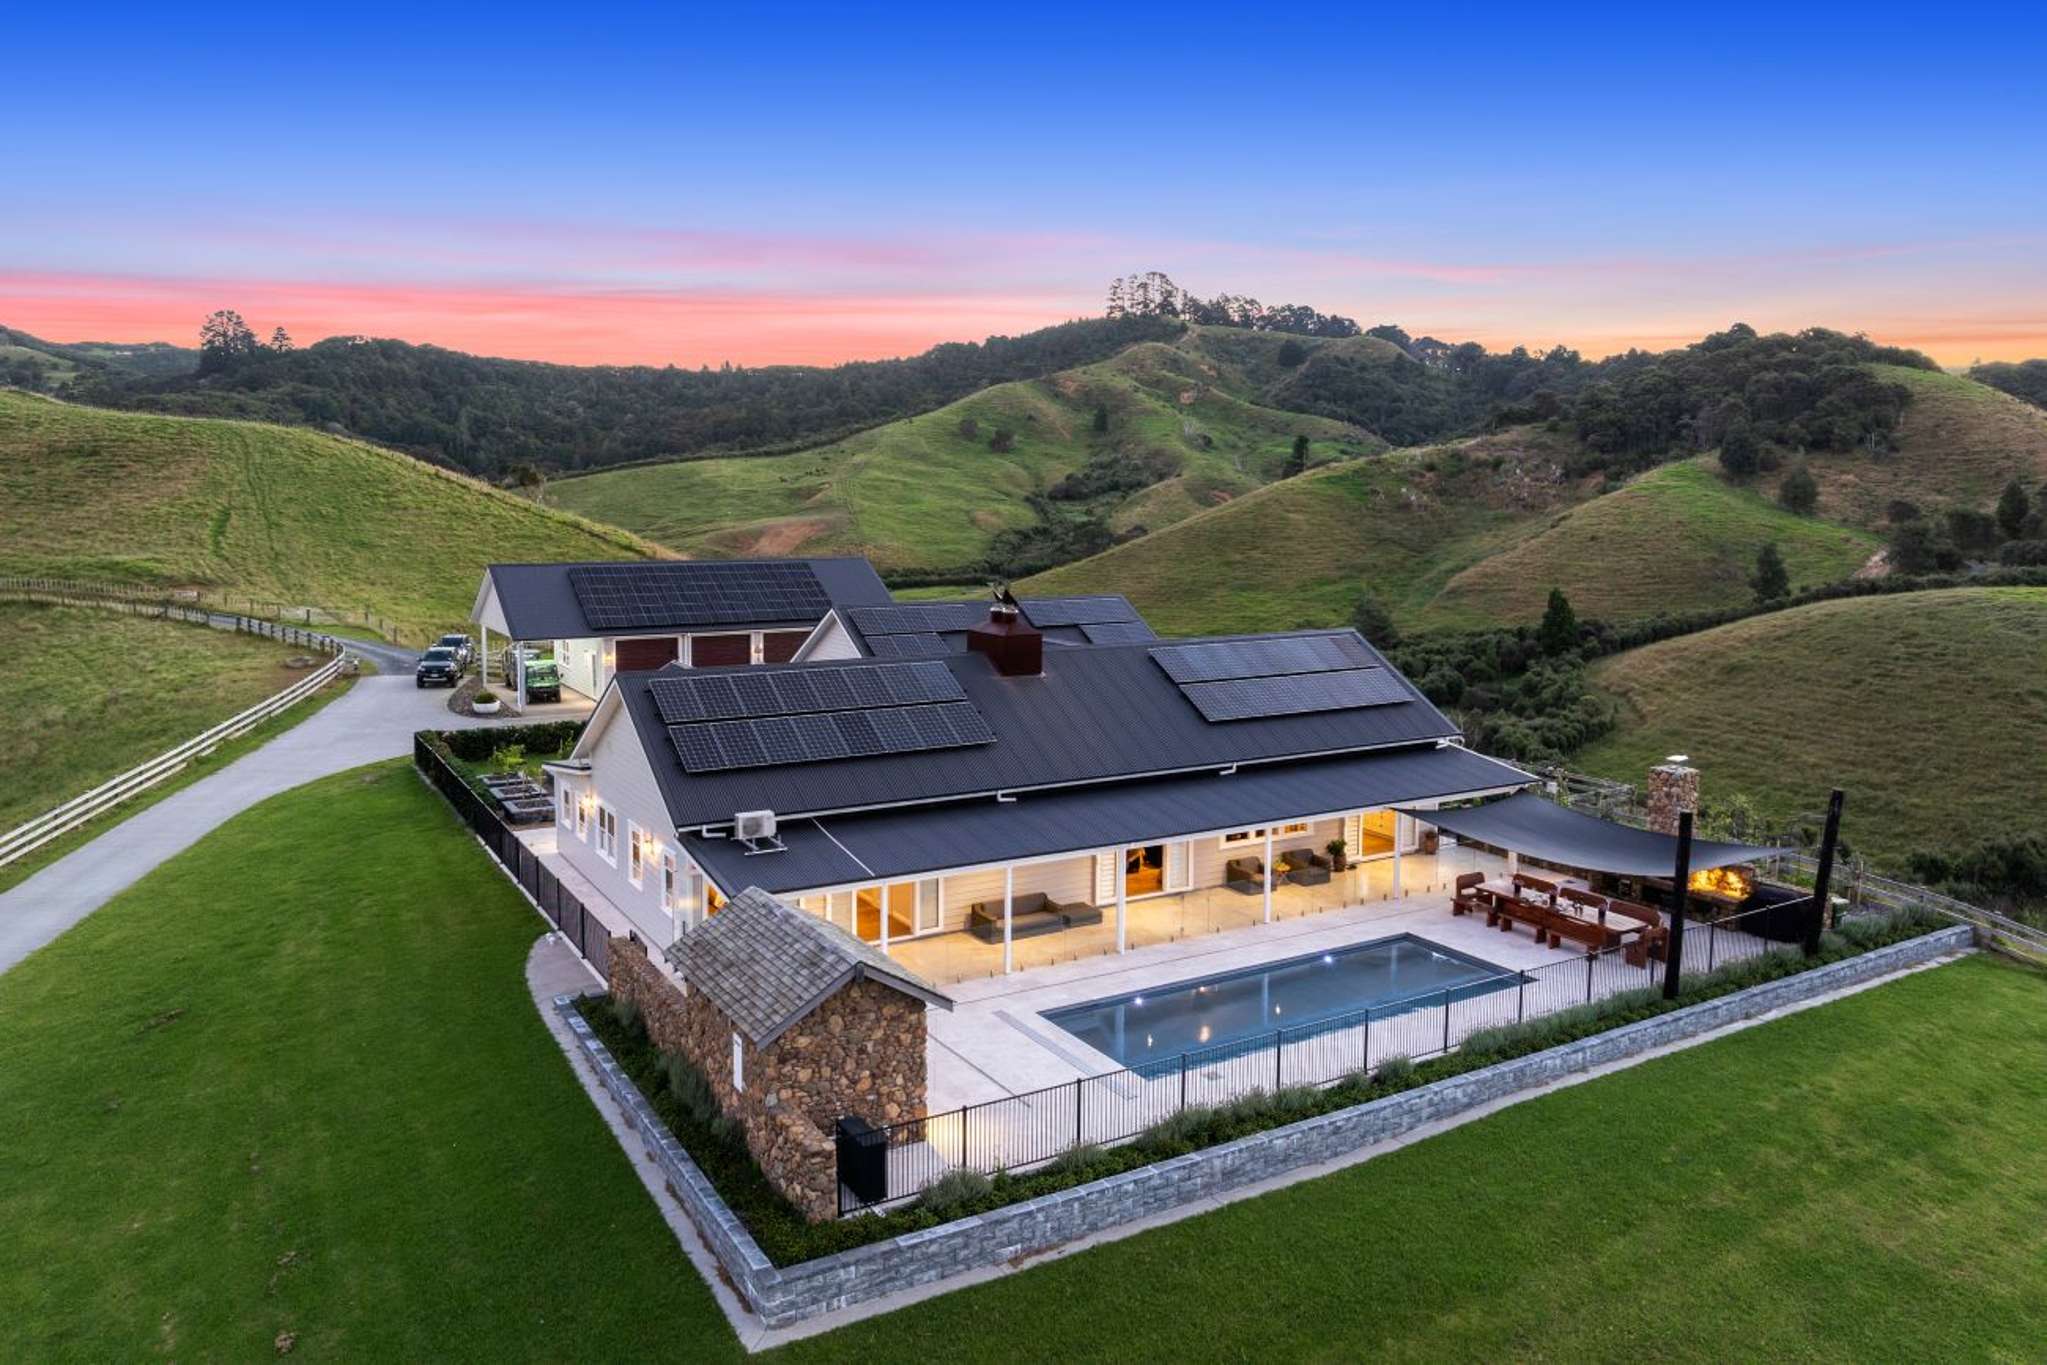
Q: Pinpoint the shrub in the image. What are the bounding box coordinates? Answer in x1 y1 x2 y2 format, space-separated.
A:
988 427 1016 453
1042 1143 1108 1179
1374 1054 1415 1085
1998 539 2047 567
916 1168 993 1215
473 688 499 704
957 417 978 440
1134 1106 1219 1155
664 1050 722 1126
486 743 526 772
609 994 645 1043
1778 462 1819 515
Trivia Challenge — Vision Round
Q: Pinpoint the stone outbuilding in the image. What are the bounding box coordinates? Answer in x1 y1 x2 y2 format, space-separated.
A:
607 885 951 1221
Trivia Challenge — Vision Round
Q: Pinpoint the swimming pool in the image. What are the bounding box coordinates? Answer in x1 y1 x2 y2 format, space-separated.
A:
1042 934 1518 1071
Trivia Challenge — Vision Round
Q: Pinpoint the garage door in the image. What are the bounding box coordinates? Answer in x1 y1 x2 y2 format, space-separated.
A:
615 636 680 671
690 633 751 667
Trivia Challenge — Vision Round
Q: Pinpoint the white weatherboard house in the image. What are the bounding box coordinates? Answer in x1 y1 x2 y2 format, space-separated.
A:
470 557 894 709
528 560 1534 988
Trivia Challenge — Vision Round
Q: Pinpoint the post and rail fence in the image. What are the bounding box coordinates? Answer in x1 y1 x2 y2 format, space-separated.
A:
0 642 350 869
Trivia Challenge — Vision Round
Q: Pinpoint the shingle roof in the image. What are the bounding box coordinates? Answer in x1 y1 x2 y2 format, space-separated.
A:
678 887 952 1047
619 627 1462 827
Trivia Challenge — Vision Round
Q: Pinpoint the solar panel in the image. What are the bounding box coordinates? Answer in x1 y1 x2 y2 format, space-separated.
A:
867 632 952 658
1079 620 1159 645
1150 634 1373 684
664 701 994 773
1017 596 1141 628
647 661 963 724
567 562 831 631
1180 667 1411 722
846 602 993 635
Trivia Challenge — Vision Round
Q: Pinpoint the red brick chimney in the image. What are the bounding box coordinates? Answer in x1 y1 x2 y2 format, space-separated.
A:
967 597 1042 677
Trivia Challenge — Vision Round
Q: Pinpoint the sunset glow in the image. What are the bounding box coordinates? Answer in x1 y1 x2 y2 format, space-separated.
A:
6 7 2045 368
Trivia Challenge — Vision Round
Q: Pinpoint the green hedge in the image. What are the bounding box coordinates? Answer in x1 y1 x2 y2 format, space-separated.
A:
428 720 584 763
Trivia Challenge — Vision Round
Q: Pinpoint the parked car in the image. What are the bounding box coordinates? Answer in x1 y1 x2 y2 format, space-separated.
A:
415 646 465 688
523 658 562 704
435 633 476 666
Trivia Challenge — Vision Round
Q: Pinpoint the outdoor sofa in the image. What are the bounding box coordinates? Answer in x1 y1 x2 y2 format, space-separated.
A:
1224 856 1266 895
1278 849 1332 887
967 892 1102 942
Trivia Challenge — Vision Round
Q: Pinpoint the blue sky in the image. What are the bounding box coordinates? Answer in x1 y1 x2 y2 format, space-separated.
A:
6 2 2044 364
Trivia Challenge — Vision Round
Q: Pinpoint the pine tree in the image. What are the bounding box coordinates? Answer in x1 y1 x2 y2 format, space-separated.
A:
1284 433 1309 477
1537 588 1579 655
1996 479 2030 540
1778 462 1819 515
1750 542 1790 602
268 326 294 352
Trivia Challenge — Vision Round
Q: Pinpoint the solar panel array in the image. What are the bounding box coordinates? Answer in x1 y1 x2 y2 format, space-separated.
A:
867 632 953 659
1149 633 1408 723
1018 596 1142 628
568 562 830 631
649 660 962 723
1079 619 1159 645
654 659 995 773
1180 668 1411 722
845 602 993 636
667 703 995 773
1151 634 1373 684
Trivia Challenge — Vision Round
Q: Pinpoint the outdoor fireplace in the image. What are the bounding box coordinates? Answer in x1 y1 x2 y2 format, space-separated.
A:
1688 864 1755 906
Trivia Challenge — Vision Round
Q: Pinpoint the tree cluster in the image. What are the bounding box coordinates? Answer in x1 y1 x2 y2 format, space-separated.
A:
80 312 1184 477
1886 479 2045 573
1104 272 1361 337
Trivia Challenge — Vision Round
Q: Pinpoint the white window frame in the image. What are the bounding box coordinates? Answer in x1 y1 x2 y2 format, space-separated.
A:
731 1032 745 1092
575 790 590 841
557 784 573 829
661 849 680 914
1220 822 1310 848
627 820 647 888
595 803 618 866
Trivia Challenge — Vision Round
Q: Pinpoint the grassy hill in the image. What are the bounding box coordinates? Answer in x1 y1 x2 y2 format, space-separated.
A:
548 333 1376 576
1574 587 2047 862
1019 426 1591 635
1789 366 2047 530
1429 459 1880 624
0 391 660 640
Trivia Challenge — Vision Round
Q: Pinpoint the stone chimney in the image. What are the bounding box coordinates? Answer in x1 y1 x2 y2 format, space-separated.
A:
1646 763 1699 835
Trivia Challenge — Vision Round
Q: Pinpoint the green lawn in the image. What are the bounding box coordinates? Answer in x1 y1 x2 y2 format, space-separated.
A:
7 759 2043 1359
1 603 318 834
0 761 710 1358
0 390 661 642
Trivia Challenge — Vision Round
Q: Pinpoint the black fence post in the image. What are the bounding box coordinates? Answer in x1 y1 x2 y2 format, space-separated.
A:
1073 1079 1083 1147
1662 811 1694 1000
1441 987 1452 1054
1805 788 1845 957
1585 949 1595 1002
1179 1051 1188 1111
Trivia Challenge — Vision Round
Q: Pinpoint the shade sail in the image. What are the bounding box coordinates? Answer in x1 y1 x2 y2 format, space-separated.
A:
1398 792 1784 876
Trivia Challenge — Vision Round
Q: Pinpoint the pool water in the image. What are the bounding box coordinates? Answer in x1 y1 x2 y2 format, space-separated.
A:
1043 934 1517 1070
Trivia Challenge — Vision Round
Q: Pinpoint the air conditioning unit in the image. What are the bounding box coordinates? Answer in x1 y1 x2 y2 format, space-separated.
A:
734 809 778 842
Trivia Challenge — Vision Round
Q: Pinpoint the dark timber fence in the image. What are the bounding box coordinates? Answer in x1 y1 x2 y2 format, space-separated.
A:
839 896 1810 1214
413 729 609 980
0 575 403 643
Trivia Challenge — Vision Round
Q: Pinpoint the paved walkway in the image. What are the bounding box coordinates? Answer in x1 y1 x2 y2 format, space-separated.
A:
0 674 508 975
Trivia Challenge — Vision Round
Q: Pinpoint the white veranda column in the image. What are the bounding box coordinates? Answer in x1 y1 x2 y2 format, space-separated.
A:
1391 821 1404 897
879 884 891 956
1115 847 1128 953
1262 829 1275 924
1002 865 1015 975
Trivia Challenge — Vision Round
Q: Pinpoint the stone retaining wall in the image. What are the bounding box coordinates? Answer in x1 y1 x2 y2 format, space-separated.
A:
564 923 1972 1330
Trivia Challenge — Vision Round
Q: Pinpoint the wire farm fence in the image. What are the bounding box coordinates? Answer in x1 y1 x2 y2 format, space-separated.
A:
0 576 403 642
843 895 1812 1214
412 733 611 979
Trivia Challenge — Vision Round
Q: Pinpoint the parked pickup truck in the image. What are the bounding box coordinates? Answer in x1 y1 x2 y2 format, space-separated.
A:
522 658 562 704
415 646 465 688
434 633 476 667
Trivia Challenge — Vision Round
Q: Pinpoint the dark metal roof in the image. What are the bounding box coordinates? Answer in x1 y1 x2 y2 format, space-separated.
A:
480 558 893 640
677 887 951 1046
618 627 1464 827
1398 792 1788 875
682 743 1532 894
